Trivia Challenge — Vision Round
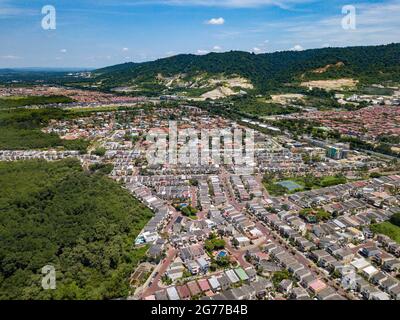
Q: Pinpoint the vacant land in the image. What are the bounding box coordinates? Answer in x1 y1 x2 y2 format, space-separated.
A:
301 79 358 91
264 175 347 196
371 222 400 244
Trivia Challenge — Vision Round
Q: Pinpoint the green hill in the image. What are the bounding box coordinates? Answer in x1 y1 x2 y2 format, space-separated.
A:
92 43 400 93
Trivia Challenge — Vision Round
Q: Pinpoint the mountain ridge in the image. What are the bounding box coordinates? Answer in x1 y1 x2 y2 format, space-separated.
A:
92 43 400 93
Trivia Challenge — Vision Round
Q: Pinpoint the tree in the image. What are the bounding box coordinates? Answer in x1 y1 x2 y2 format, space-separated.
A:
0 159 153 300
391 213 400 227
93 147 106 157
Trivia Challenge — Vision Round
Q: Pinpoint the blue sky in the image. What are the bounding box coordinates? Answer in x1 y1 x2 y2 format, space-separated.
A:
0 0 399 68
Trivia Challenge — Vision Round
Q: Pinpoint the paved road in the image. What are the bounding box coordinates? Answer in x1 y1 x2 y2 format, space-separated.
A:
141 246 177 298
225 241 253 269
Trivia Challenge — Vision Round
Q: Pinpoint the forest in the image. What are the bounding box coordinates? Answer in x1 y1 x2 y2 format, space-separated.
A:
0 159 153 299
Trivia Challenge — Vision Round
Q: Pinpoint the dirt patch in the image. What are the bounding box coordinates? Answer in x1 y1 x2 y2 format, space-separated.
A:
312 62 345 74
301 78 358 91
201 86 236 100
270 94 305 104
209 76 253 89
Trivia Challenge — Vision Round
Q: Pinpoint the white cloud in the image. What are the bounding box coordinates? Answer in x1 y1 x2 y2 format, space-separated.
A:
205 17 225 25
213 45 222 51
122 47 129 52
252 47 262 53
196 49 209 55
291 44 304 51
60 49 67 53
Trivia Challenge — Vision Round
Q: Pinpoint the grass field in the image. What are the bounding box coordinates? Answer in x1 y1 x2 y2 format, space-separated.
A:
371 221 400 244
264 174 347 196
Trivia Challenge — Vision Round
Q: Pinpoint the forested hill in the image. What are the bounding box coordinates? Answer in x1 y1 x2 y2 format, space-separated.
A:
93 43 400 91
0 159 153 299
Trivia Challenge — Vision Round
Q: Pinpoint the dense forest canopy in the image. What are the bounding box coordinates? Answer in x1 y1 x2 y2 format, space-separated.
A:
0 159 153 299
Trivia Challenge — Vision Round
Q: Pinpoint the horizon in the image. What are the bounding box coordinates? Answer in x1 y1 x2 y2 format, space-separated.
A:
1 42 399 70
1 0 400 68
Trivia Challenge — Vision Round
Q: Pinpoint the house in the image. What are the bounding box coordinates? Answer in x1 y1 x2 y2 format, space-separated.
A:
279 279 293 294
294 268 312 282
258 260 281 275
223 290 236 300
230 287 248 300
208 276 221 292
369 291 391 300
334 248 355 263
225 269 240 284
197 279 211 293
316 286 336 300
187 280 202 297
290 287 311 300
166 260 185 281
148 243 164 261
180 244 205 262
360 246 381 258
176 285 191 300
308 279 327 294
166 286 180 300
361 265 379 279
197 257 210 274
234 267 250 283
371 271 388 286
389 284 400 300
355 277 370 293
351 257 370 271
250 278 272 299
301 274 317 288
233 236 251 248
154 289 169 301
383 258 400 272
325 294 347 300
360 285 379 300
217 274 231 291
187 260 200 275
244 268 257 282
381 277 399 293
310 249 331 264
